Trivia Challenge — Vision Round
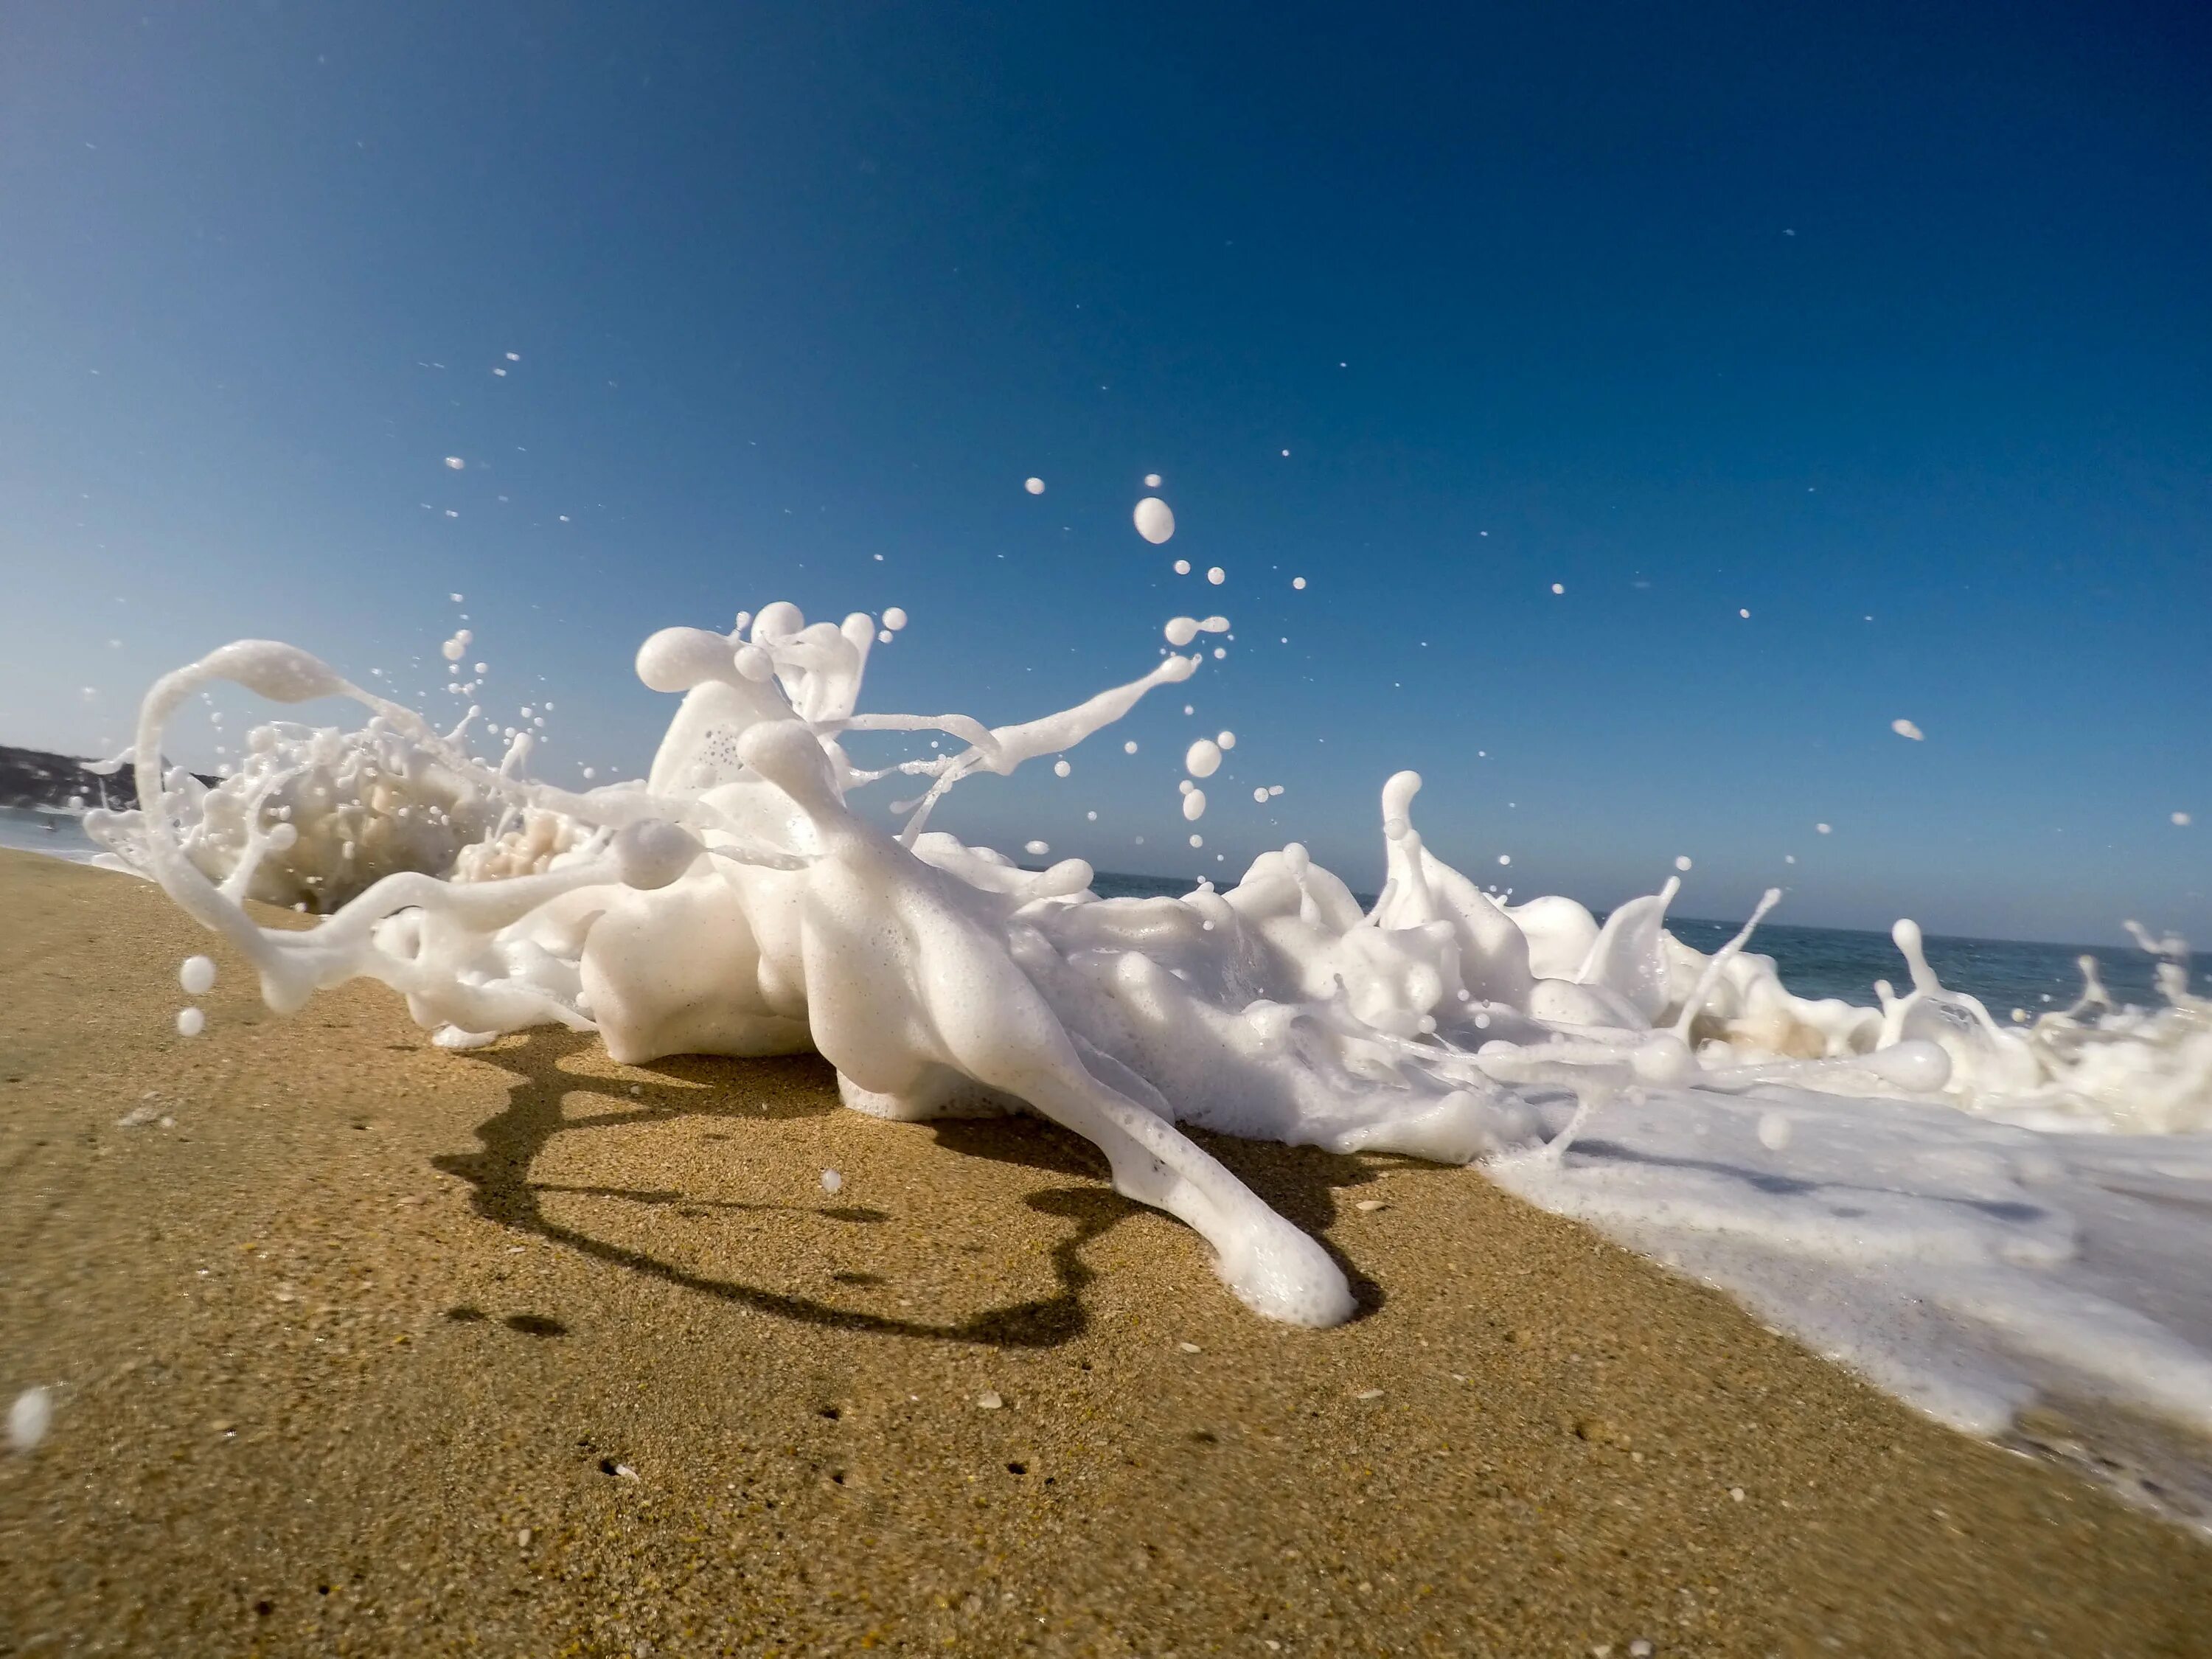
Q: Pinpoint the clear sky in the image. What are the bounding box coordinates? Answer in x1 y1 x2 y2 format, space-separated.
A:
1 1 2205 945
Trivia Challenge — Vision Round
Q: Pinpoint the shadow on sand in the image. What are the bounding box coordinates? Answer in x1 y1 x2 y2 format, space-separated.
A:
431 1029 1385 1349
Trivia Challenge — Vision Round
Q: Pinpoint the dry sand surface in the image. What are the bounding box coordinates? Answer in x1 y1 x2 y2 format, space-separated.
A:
2 847 2208 1657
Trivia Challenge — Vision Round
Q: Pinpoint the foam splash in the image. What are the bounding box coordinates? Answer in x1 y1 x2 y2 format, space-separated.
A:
91 600 2212 1487
7 1387 52 1454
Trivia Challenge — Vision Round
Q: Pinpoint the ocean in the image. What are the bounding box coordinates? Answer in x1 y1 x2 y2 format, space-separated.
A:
0 807 97 863
1091 869 2204 1012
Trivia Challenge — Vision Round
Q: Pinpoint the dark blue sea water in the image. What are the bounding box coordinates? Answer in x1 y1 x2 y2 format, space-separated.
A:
1662 917 2203 1013
1090 869 2204 1013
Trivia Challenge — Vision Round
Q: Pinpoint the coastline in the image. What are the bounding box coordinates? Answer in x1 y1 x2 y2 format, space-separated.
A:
2 848 2206 1655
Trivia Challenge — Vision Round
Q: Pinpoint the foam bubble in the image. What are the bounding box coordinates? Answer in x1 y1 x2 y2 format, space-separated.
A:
1134 498 1175 544
7 1388 51 1453
1024 477 1046 495
176 1007 204 1037
1185 740 1222 779
179 956 215 995
1892 718 1925 741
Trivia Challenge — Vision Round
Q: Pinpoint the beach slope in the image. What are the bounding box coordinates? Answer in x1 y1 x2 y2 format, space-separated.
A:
1 849 2205 1655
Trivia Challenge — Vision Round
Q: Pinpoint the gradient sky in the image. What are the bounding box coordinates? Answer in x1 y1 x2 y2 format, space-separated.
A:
1 1 2205 945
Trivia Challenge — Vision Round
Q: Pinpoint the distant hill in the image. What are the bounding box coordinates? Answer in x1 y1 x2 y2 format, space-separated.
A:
0 745 218 813
0 745 130 812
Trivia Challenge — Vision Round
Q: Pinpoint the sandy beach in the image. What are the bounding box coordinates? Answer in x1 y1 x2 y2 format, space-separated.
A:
2 847 2207 1657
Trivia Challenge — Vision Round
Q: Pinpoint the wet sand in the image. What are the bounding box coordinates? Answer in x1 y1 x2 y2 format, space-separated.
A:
2 847 2207 1656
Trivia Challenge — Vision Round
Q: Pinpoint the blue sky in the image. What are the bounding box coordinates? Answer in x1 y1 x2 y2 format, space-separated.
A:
1 1 2205 944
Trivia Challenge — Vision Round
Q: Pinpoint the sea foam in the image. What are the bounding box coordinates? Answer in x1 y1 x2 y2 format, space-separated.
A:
87 599 2212 1500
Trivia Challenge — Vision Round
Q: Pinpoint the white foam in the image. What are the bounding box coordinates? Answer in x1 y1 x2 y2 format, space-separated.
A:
1134 498 1175 544
97 598 2212 1475
7 1387 51 1453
